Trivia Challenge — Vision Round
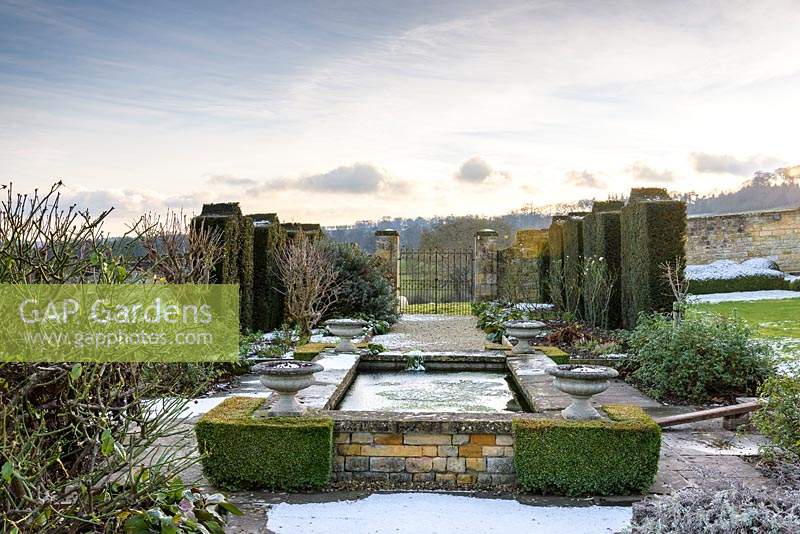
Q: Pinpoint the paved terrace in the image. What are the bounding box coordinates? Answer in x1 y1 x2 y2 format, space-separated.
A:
183 314 775 532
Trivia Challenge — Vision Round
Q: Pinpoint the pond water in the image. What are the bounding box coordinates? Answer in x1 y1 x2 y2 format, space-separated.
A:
337 371 523 412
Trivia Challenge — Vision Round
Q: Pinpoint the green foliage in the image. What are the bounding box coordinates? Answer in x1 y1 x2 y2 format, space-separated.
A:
562 217 584 316
753 375 800 456
513 405 661 496
250 214 288 332
581 213 597 259
790 278 800 292
497 254 545 303
689 274 789 294
192 214 239 285
626 312 773 403
325 241 399 324
238 216 254 331
193 203 255 331
472 301 553 343
595 210 622 328
620 194 687 328
546 259 566 313
581 257 615 329
419 215 514 251
122 477 242 534
195 397 333 490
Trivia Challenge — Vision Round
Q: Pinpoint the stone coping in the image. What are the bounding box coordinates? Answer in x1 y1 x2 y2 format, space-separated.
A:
327 410 543 434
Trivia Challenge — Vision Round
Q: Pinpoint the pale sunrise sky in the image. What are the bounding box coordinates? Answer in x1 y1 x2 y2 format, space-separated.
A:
1 0 799 231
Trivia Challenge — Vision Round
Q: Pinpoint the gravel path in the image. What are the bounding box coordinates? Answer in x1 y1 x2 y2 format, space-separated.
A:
373 314 487 351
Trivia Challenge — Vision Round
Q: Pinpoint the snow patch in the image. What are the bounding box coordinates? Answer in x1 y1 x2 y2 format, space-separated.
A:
400 314 456 322
266 493 631 534
686 259 784 281
688 290 800 304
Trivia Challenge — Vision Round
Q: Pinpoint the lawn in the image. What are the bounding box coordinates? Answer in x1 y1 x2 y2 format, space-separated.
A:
695 298 800 361
401 301 473 315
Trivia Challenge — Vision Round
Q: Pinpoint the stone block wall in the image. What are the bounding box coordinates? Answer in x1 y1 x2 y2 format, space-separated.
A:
687 207 800 272
333 431 515 487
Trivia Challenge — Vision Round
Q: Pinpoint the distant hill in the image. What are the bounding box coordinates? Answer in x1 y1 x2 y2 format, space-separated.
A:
327 167 800 251
681 166 800 216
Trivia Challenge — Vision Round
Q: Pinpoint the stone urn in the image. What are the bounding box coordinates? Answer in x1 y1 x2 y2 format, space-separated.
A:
546 364 619 420
256 360 323 416
325 318 368 352
503 320 546 354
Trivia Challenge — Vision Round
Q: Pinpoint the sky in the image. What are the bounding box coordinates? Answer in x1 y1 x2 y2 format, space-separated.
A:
1 0 799 232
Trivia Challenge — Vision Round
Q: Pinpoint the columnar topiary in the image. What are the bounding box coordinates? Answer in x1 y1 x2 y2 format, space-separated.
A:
620 189 687 328
282 223 324 242
582 213 597 259
239 216 254 331
250 213 287 332
595 210 623 327
562 214 585 315
192 202 255 331
547 217 567 308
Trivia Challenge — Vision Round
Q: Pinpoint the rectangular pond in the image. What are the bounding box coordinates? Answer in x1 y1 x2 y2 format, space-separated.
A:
336 370 526 413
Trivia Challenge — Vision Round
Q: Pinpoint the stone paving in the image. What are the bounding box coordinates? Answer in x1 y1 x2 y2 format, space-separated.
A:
373 314 488 351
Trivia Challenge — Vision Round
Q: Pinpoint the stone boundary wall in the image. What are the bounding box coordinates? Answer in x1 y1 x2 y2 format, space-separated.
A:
687 206 800 272
333 429 515 487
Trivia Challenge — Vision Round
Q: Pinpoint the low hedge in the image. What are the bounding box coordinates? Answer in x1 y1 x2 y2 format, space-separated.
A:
513 405 660 496
195 397 333 490
689 274 789 295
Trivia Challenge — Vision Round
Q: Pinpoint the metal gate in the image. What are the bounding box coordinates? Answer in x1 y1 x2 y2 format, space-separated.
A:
399 249 474 314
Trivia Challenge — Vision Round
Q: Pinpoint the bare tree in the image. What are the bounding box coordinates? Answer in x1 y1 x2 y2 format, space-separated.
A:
277 233 342 336
137 210 223 284
662 257 690 325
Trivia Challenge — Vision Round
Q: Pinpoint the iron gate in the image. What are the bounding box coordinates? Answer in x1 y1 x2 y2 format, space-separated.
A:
399 249 474 314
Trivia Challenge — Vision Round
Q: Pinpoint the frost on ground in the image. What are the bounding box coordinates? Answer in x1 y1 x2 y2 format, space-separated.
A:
688 290 800 304
513 302 555 311
372 332 419 349
685 258 785 281
266 493 631 534
399 314 457 322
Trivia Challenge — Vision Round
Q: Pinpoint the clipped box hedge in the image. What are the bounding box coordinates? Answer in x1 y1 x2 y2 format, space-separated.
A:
689 274 788 295
513 405 661 496
620 191 687 328
195 397 333 491
595 209 623 328
250 213 287 332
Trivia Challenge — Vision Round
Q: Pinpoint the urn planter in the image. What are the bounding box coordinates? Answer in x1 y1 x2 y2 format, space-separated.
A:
325 318 368 352
503 320 547 354
546 364 619 420
256 360 323 416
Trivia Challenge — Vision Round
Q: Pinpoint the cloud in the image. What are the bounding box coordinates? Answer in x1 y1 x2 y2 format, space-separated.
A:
689 153 786 176
454 156 510 184
625 162 675 183
564 170 605 189
248 163 405 195
207 174 258 187
61 187 215 224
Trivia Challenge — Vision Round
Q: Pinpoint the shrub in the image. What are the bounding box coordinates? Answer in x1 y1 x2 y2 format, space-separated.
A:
514 405 661 496
626 312 773 403
620 191 687 328
581 257 616 329
581 212 597 258
689 274 788 294
753 375 800 456
546 259 566 313
790 278 800 292
497 255 545 303
629 485 800 533
250 213 288 332
325 241 399 324
195 397 333 490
